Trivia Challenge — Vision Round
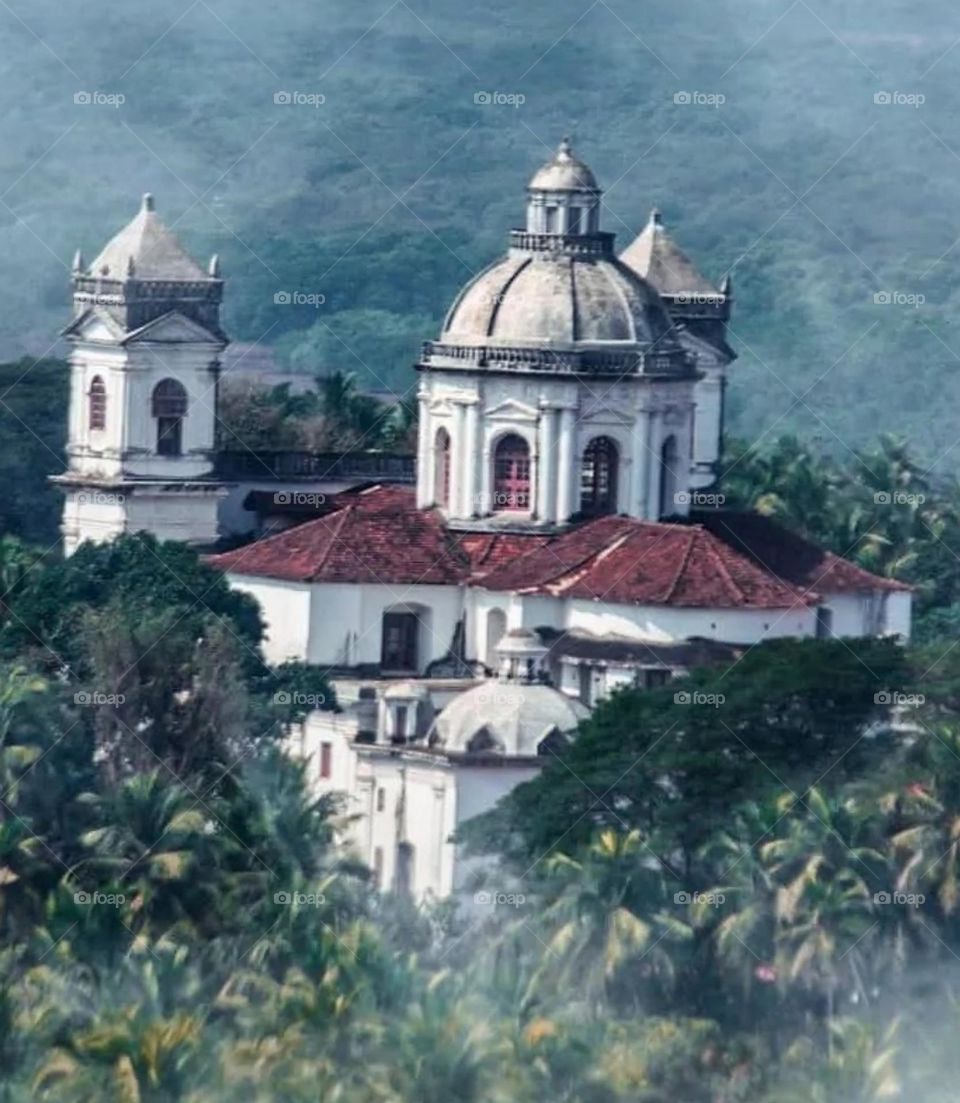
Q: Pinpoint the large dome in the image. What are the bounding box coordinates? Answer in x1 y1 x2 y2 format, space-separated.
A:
428 681 589 757
442 251 675 345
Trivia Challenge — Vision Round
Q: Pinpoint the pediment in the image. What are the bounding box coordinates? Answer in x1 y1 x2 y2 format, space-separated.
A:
483 398 539 423
62 308 126 343
579 402 636 427
122 311 221 346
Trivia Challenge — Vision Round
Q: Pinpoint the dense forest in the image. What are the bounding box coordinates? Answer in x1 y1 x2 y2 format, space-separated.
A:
0 533 958 1100
2 0 960 455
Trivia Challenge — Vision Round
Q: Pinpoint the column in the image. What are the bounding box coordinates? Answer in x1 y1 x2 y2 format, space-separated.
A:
556 406 576 522
646 411 664 520
461 401 479 517
537 406 556 522
633 408 653 518
416 394 431 508
449 402 466 520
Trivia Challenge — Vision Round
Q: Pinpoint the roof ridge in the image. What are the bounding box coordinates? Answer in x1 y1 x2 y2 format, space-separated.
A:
700 530 749 605
307 503 354 580
662 525 700 603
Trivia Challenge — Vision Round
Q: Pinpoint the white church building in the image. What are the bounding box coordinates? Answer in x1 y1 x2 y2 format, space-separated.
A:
54 140 912 899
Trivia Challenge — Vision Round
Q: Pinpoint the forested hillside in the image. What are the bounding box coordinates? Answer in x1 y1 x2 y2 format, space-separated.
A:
1 0 959 459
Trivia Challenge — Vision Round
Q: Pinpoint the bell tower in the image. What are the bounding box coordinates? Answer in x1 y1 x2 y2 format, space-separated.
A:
53 195 227 554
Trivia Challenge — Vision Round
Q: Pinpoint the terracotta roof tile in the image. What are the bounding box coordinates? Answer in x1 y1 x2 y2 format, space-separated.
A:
207 485 902 609
207 485 468 586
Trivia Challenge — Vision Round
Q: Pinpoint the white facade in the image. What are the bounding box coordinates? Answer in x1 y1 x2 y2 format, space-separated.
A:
55 196 226 555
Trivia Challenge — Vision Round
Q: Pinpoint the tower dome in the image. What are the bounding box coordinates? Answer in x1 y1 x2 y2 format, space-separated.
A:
436 139 684 356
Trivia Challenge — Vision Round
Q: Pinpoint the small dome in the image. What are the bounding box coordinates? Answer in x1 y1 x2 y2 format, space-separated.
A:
529 138 599 193
442 253 674 345
428 681 589 757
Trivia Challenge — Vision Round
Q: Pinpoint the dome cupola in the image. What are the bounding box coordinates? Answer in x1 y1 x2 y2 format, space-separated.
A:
526 137 602 236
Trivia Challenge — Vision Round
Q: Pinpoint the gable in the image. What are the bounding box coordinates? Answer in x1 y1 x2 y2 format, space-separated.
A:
123 311 222 346
483 397 539 423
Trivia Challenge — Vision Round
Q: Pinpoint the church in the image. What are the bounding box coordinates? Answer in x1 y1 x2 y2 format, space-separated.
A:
53 139 911 898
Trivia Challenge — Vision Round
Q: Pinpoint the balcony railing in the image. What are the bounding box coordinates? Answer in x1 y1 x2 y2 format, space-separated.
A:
508 229 615 256
419 341 691 377
216 450 415 482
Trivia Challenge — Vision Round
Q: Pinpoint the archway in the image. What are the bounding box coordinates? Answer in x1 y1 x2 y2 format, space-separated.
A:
152 378 188 456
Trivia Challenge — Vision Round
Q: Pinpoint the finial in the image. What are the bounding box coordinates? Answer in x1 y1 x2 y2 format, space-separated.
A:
650 207 662 225
72 249 84 274
208 253 221 278
558 136 572 159
720 273 732 296
126 255 136 277
141 193 155 213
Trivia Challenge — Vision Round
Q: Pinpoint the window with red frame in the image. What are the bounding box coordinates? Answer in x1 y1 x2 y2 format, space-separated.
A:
492 434 530 511
89 376 107 431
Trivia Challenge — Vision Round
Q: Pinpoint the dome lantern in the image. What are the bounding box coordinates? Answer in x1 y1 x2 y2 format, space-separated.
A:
496 628 550 684
526 137 602 236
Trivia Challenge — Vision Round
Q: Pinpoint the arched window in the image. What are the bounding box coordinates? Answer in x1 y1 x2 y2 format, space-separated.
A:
434 427 451 509
88 376 106 432
152 379 188 457
492 434 530 512
580 436 619 516
658 435 679 518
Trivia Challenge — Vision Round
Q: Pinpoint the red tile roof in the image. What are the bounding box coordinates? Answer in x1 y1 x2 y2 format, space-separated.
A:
474 515 814 609
207 485 469 586
690 510 911 593
208 485 903 608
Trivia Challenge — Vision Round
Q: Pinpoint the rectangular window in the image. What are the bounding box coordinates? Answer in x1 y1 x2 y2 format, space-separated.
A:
157 416 183 456
394 705 408 741
319 741 332 779
381 612 419 672
544 205 559 232
377 787 386 812
816 607 834 639
568 207 582 234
